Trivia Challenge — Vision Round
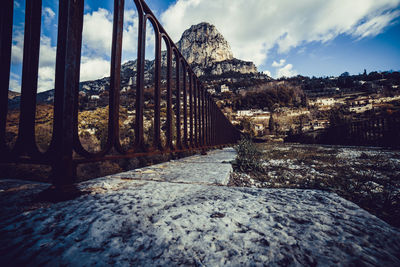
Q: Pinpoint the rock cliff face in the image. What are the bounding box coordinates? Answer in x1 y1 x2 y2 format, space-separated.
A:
176 22 258 77
177 23 233 67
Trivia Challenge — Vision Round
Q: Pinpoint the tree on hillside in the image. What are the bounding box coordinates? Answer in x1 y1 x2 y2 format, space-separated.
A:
268 113 275 133
340 72 350 77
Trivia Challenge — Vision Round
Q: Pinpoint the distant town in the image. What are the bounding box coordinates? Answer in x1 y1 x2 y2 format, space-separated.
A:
208 70 400 141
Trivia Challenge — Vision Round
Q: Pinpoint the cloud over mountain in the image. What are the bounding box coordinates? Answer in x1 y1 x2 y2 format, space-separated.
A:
161 0 400 67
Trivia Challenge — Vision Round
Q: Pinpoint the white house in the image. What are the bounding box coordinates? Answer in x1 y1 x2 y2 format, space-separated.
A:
310 98 336 107
237 109 263 117
237 110 253 117
349 104 373 113
128 76 135 86
220 84 229 93
90 95 100 100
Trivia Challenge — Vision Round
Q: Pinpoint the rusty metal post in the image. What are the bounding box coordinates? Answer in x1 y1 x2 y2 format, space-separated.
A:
193 78 198 147
134 5 146 151
0 0 14 155
165 40 173 150
183 66 188 148
50 0 84 186
13 0 42 157
201 86 206 146
197 81 202 146
175 54 182 149
110 0 125 151
153 24 162 150
189 73 193 147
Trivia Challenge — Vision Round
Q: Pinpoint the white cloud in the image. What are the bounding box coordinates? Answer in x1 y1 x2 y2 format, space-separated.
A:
122 9 140 62
351 10 400 39
10 31 57 92
38 66 55 92
263 70 272 77
79 7 152 81
81 8 151 61
11 32 24 64
82 8 114 58
37 35 57 92
39 36 56 67
161 0 400 66
276 64 298 78
43 7 56 26
80 56 110 82
272 59 286 68
9 73 21 92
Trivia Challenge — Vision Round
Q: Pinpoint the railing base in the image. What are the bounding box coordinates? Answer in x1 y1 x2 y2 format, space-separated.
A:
35 184 86 203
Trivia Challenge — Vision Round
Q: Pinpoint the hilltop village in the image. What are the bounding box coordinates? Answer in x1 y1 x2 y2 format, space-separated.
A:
209 71 400 139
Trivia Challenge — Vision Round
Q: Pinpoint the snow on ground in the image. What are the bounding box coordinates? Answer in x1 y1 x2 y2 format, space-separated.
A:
1 178 400 266
1 146 400 266
230 142 400 228
105 148 235 186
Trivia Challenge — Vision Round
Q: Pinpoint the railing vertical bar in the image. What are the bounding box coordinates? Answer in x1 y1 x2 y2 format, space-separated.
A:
183 66 188 148
209 96 212 145
153 28 162 150
201 86 206 146
189 73 193 147
193 78 198 147
175 53 181 149
210 101 214 146
205 93 208 146
218 108 222 145
134 9 146 151
51 0 84 186
207 95 210 145
216 103 219 144
166 40 173 150
14 0 42 156
109 0 125 151
197 81 202 146
214 103 218 145
0 0 14 153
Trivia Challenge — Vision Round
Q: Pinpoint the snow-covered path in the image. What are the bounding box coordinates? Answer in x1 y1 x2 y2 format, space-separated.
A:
1 148 400 266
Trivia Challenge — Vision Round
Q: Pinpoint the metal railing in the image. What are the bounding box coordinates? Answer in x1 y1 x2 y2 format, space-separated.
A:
337 116 400 147
0 0 241 187
285 115 400 148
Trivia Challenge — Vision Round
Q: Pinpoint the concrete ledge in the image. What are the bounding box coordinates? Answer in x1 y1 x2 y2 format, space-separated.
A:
1 177 400 266
1 147 399 266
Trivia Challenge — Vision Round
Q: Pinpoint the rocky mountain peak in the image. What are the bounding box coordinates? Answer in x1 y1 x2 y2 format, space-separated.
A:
176 22 257 77
177 22 234 67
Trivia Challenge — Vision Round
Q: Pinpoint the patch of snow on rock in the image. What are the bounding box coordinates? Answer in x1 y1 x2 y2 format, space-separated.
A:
1 179 400 266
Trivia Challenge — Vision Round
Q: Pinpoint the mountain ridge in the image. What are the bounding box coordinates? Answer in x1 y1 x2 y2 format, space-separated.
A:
8 22 263 108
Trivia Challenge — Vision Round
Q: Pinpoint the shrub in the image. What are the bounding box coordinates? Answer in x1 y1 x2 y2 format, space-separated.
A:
234 137 263 172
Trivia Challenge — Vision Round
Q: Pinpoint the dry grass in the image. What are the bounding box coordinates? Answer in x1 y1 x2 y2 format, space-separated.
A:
230 142 400 228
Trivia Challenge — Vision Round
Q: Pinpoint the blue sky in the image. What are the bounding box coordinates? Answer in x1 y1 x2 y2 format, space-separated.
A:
10 0 400 92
